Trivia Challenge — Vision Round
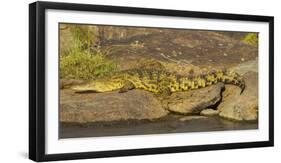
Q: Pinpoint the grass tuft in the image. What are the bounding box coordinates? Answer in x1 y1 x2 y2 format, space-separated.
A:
60 51 118 80
60 25 118 80
242 33 258 47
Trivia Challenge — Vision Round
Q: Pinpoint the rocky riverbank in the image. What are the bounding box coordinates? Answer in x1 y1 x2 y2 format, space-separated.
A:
60 59 258 123
59 27 258 137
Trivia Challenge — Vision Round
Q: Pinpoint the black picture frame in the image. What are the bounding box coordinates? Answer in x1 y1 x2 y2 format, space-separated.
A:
29 1 274 162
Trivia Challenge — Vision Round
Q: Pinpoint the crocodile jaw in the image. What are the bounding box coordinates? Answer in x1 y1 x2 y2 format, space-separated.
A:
71 80 124 93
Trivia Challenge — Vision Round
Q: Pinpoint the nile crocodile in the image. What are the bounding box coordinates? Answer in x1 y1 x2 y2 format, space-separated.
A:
71 69 245 95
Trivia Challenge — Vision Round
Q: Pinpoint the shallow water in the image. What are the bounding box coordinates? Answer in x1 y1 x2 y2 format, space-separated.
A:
60 115 258 139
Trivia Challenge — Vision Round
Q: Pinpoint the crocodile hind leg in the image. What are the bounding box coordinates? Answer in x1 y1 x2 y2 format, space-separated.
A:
119 80 135 93
159 87 172 96
155 85 172 110
157 80 172 96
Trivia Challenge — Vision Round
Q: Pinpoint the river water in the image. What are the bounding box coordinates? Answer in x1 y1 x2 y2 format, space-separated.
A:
60 115 258 139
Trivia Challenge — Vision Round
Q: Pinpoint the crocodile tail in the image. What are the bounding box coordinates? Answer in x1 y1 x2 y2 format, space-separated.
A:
221 71 245 94
239 79 246 94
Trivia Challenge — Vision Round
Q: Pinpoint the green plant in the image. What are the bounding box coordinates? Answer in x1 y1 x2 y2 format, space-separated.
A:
242 33 258 47
60 51 118 79
60 26 118 80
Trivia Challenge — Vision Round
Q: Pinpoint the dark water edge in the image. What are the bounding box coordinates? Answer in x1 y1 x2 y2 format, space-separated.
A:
59 115 258 139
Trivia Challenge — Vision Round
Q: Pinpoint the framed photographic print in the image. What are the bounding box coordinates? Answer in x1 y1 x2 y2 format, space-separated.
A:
29 1 274 162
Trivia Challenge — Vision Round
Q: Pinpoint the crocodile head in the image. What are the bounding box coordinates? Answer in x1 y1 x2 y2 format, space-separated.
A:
71 78 124 93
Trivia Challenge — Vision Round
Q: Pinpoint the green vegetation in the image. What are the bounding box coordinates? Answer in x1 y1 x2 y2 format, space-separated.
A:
60 51 118 80
60 25 118 80
242 33 258 47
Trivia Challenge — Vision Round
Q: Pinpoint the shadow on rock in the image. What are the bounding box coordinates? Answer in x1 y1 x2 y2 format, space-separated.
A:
162 83 225 115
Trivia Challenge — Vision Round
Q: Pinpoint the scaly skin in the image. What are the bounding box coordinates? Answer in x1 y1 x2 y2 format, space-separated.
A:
71 69 245 95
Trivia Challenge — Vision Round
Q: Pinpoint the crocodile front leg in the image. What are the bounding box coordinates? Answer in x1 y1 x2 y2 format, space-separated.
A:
119 80 135 93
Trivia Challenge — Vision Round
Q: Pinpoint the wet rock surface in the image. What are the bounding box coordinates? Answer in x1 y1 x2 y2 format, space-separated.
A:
60 89 168 123
60 115 257 138
164 83 225 114
179 115 207 122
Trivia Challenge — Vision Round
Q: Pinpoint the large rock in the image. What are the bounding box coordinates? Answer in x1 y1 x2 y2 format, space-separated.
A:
105 30 257 70
229 58 258 75
164 83 224 114
218 72 258 121
60 90 168 123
